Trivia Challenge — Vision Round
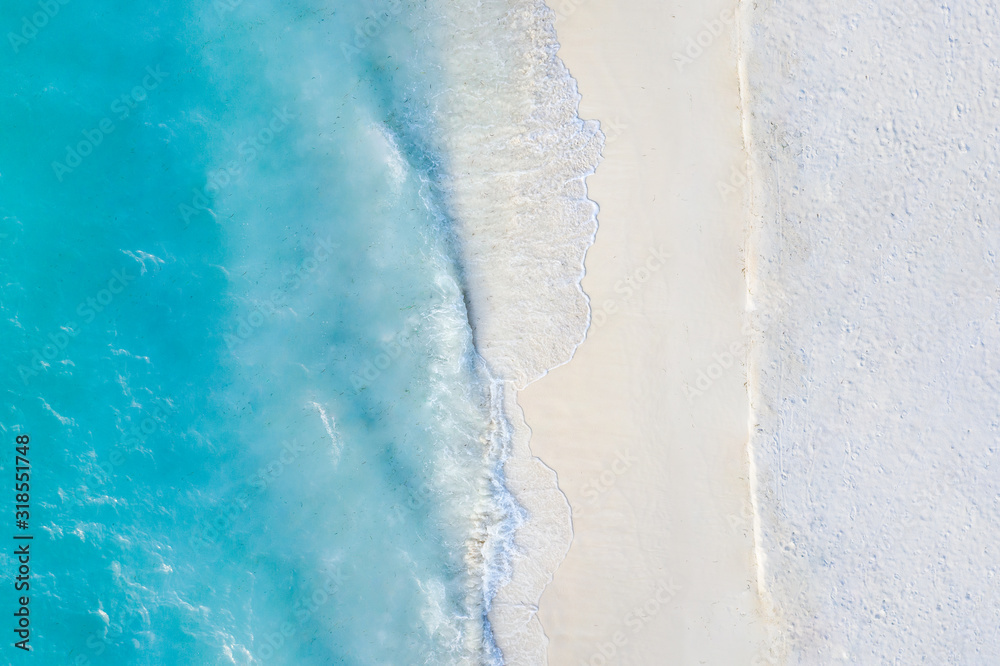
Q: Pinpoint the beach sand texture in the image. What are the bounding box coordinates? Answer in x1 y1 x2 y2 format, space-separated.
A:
742 0 1000 661
489 1 774 663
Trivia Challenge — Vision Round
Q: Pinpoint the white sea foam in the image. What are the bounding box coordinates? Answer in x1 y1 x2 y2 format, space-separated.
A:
404 231 521 664
426 0 603 388
371 122 409 191
308 401 341 464
418 0 604 662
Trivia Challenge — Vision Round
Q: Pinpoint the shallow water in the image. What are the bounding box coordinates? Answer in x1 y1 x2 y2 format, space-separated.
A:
1 1 521 663
1 0 600 663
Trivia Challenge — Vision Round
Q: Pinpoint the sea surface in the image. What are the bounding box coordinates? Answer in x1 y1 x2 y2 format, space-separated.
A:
0 0 607 662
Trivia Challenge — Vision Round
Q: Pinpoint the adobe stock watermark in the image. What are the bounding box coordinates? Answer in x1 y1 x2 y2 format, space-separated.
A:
188 439 317 552
51 66 169 182
579 579 682 666
349 323 417 392
602 116 629 145
17 265 145 385
718 159 756 200
551 0 593 21
223 236 335 350
71 566 343 664
254 569 345 662
179 107 294 224
682 328 748 403
7 0 71 54
71 607 148 665
213 0 245 18
574 449 638 518
82 398 178 490
683 282 791 402
340 0 403 62
726 497 756 537
591 245 670 328
388 481 434 527
672 7 736 72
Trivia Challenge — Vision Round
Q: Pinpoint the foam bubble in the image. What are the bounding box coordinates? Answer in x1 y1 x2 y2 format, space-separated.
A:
426 0 604 388
416 1 603 661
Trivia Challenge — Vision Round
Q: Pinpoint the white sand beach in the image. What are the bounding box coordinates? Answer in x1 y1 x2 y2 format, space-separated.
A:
740 1 1000 661
489 0 774 663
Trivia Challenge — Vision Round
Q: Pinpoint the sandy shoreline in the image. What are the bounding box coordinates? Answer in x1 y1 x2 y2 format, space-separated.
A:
489 0 774 663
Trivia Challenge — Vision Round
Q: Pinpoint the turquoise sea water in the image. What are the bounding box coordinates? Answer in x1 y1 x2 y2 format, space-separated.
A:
0 1 531 663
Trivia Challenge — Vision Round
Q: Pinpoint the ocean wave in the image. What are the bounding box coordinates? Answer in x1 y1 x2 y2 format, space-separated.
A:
415 0 604 662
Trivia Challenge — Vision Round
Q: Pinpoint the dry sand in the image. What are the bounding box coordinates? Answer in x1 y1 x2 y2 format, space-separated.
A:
491 0 775 663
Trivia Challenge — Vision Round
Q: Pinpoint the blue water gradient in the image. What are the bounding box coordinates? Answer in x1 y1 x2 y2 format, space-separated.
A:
1 1 516 663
